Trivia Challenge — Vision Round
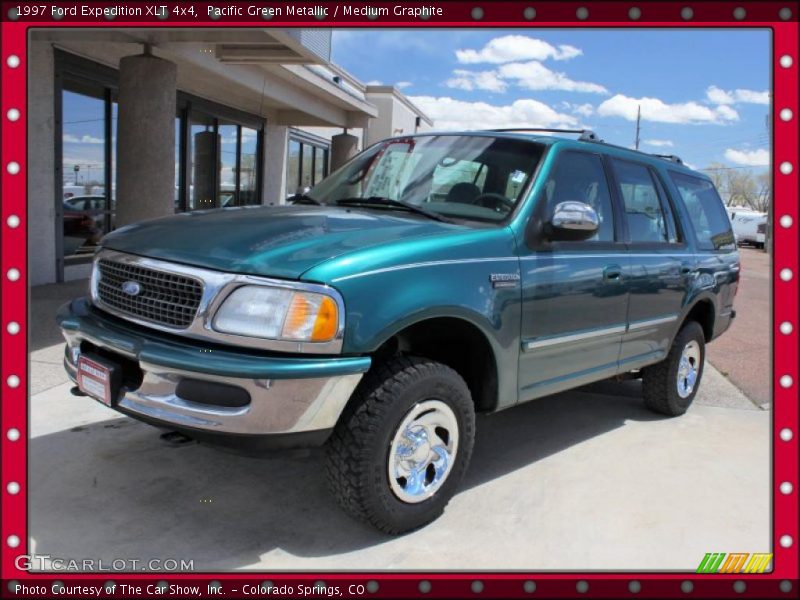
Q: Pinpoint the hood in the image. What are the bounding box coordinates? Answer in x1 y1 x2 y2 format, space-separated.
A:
101 205 459 280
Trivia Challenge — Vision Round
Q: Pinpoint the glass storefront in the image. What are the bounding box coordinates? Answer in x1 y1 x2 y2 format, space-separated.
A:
60 84 112 263
55 51 264 278
285 134 329 198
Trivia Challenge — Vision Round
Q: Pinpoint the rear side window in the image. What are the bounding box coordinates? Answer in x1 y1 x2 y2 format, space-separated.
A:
542 151 615 242
669 172 735 251
612 160 673 243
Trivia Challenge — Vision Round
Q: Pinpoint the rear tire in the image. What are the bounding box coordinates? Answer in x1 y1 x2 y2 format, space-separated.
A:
325 356 475 534
642 321 706 416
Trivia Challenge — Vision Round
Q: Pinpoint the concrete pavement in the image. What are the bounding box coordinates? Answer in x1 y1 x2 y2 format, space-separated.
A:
29 375 770 571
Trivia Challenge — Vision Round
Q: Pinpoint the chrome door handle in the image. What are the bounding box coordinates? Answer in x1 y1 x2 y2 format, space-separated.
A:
603 265 623 282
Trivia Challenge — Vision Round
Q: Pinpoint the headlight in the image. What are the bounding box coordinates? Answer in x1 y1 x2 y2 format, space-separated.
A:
212 285 340 343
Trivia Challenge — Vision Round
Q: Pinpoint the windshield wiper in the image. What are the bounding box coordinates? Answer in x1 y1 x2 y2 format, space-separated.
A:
334 196 455 224
288 193 322 206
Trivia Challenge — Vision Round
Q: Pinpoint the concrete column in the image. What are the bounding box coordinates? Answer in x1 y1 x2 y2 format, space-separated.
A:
115 51 177 227
330 131 359 171
262 123 289 205
28 42 57 285
192 130 218 209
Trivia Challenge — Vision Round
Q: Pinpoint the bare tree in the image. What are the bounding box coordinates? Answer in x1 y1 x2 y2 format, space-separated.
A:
704 165 770 212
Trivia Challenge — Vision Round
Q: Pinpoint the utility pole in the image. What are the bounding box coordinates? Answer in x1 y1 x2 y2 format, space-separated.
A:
634 105 641 150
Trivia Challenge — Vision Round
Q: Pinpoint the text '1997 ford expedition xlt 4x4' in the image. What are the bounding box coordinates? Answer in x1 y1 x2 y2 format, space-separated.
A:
58 129 739 534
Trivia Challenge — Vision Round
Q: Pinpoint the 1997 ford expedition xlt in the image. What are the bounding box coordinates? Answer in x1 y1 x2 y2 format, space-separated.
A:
59 129 738 533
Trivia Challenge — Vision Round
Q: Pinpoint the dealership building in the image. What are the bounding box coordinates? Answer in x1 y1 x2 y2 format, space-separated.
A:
27 28 432 285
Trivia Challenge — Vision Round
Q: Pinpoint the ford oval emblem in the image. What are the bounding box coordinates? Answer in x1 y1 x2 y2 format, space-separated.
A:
121 280 142 296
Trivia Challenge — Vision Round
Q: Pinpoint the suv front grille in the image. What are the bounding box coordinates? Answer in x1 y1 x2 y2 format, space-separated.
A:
95 258 203 329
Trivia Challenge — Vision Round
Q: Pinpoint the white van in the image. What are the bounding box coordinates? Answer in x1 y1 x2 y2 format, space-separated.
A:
726 206 767 248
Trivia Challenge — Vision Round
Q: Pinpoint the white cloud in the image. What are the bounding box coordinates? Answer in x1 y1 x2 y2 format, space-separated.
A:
365 79 383 86
724 148 770 167
456 35 582 64
497 61 607 94
644 139 674 148
597 94 739 124
63 134 104 144
571 103 594 117
445 69 507 93
706 85 770 105
407 95 577 131
396 81 413 89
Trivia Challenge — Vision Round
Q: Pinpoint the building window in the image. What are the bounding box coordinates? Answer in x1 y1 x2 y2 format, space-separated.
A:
54 51 265 279
178 104 264 212
286 134 329 197
59 80 115 266
286 140 301 197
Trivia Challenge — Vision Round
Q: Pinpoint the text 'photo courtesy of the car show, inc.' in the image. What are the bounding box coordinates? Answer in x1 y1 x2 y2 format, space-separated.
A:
0 1 798 600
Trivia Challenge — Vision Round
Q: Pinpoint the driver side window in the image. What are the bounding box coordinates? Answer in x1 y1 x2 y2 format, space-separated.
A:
543 151 615 242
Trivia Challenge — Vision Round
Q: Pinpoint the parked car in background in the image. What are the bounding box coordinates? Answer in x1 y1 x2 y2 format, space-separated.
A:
62 195 110 255
58 130 739 534
726 206 767 249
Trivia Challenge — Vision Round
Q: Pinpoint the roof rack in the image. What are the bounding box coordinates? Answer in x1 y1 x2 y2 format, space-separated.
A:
652 154 684 165
486 128 602 142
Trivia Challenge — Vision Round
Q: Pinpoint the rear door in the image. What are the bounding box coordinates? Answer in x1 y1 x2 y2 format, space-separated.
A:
518 149 629 401
609 158 693 370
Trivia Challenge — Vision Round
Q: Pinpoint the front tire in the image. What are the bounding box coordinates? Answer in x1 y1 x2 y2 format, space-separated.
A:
325 356 475 534
642 321 706 416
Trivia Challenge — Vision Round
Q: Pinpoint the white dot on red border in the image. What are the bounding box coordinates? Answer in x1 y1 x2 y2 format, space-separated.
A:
780 215 793 228
6 482 20 495
6 214 20 228
6 162 20 175
780 55 794 68
7 268 20 282
780 482 793 495
779 535 793 548
6 108 20 122
6 429 20 441
7 322 20 335
780 162 794 175
780 108 793 121
6 375 20 388
780 375 793 388
6 55 20 68
780 322 793 335
780 428 793 442
780 268 793 281
6 535 19 548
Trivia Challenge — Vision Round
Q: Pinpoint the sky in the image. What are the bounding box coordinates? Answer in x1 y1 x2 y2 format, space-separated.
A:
331 29 771 172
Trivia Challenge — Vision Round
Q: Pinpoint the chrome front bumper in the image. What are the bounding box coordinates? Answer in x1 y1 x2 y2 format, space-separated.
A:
59 299 369 441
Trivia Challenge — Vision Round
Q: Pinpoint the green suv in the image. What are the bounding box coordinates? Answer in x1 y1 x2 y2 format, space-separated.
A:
58 129 739 533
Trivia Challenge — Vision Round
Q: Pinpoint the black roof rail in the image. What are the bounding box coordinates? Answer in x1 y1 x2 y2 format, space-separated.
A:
652 154 684 165
485 128 602 142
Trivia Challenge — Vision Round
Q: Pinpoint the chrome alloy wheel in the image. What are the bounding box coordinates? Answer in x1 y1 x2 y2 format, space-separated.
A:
388 400 459 504
677 340 701 398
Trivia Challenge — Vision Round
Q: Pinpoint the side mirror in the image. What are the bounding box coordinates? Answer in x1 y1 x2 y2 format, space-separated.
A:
549 201 600 241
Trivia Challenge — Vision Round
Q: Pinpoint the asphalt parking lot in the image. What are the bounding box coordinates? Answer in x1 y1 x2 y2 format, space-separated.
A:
27 255 771 571
706 247 771 407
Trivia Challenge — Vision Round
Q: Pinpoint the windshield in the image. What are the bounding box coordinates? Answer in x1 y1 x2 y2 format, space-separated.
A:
307 135 545 223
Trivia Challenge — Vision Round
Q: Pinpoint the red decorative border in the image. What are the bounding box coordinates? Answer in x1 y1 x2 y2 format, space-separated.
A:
1 2 798 598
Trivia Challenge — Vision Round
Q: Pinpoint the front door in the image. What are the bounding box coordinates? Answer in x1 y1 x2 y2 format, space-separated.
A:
518 149 629 401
